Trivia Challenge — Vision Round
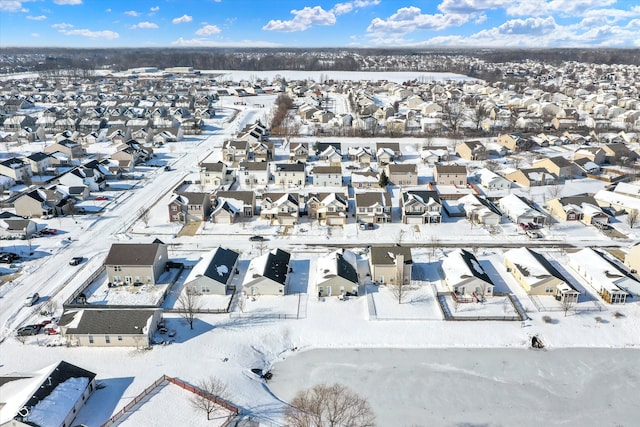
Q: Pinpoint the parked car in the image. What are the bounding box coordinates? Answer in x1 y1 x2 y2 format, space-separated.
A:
359 222 375 230
69 256 84 266
24 293 39 307
40 228 57 235
0 252 20 263
249 235 265 241
43 327 59 335
16 325 40 336
94 196 109 201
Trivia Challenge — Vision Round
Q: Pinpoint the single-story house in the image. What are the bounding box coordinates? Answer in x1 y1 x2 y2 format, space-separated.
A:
242 248 291 295
59 309 162 347
441 249 494 300
316 249 359 297
569 248 633 304
184 247 240 295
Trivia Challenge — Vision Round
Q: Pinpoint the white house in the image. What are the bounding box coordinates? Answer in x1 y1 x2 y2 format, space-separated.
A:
184 247 240 295
316 249 359 297
242 248 291 295
568 248 633 304
441 249 494 300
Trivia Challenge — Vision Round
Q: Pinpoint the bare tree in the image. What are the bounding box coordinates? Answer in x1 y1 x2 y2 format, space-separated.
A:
284 383 376 427
190 376 229 421
177 287 201 330
469 103 490 131
546 184 563 201
626 208 639 228
389 268 406 304
442 101 464 134
427 235 440 262
561 295 576 317
138 207 151 228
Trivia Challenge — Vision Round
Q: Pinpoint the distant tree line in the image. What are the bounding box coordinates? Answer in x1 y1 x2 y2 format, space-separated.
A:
1 47 639 75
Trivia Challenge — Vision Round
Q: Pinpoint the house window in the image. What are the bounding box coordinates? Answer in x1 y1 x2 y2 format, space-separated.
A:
545 287 554 293
89 336 94 344
171 206 177 211
105 336 110 344
114 266 122 272
118 336 123 341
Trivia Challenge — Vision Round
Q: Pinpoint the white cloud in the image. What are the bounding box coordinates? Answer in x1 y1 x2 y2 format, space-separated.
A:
263 6 336 32
53 0 82 4
132 21 159 29
26 15 46 20
438 0 510 15
150 6 159 12
333 3 353 16
31 32 40 37
333 0 380 16
171 37 280 47
51 22 74 29
0 1 30 12
61 28 119 39
124 10 139 17
106 8 111 12
505 0 616 17
172 14 193 24
367 6 470 34
195 24 221 35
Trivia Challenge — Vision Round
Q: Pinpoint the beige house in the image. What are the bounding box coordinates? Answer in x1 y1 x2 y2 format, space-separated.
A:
44 140 85 159
316 249 359 297
455 140 487 161
532 157 577 180
306 192 349 225
260 192 300 225
433 164 467 186
355 191 392 224
289 142 309 162
0 158 32 182
385 163 418 186
626 244 640 273
60 309 162 347
504 247 579 303
104 242 169 286
569 248 631 304
546 195 609 225
369 246 412 286
504 168 557 187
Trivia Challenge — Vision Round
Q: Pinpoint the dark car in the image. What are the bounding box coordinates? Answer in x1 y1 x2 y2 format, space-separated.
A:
0 252 20 263
69 256 84 266
249 235 265 241
17 325 40 336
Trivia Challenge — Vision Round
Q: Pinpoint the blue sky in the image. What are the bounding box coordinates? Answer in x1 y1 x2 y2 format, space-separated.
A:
1 0 639 48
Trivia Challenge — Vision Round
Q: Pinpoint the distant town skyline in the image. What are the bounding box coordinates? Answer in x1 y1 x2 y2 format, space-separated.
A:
1 0 638 49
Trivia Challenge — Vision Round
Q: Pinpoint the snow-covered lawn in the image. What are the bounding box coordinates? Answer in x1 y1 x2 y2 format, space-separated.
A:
442 294 519 319
81 269 180 307
369 284 443 320
111 379 235 427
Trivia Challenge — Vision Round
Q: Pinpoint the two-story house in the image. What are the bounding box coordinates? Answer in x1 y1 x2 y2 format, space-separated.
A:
455 140 487 161
289 142 309 162
355 191 392 224
104 242 169 286
306 192 349 225
238 162 270 188
0 158 32 183
274 162 306 188
433 164 467 186
386 163 418 186
199 161 232 189
312 165 343 187
401 190 442 224
260 192 300 225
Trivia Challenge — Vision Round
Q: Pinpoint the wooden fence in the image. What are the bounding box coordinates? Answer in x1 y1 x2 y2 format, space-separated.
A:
101 375 239 427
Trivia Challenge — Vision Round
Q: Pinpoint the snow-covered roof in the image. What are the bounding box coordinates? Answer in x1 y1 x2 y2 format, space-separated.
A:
185 247 239 286
569 248 636 295
504 247 565 288
441 248 493 286
595 190 640 210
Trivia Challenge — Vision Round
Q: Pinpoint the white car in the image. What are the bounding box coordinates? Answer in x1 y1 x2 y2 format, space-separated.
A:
24 293 39 307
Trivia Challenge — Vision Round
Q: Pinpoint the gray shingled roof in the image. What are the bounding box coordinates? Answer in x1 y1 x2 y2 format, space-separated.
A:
104 243 163 266
370 246 413 265
64 309 158 335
